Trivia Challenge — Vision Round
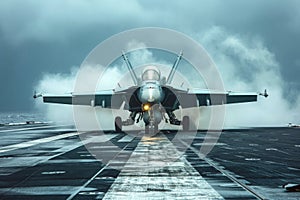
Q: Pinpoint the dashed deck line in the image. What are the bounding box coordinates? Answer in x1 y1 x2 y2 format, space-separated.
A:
103 133 224 200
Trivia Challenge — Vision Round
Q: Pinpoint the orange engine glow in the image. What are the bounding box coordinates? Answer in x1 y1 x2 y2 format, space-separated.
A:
142 103 151 111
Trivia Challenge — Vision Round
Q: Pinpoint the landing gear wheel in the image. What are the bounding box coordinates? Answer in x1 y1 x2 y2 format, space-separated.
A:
114 116 122 132
154 123 159 134
145 125 149 134
182 116 190 131
145 124 159 135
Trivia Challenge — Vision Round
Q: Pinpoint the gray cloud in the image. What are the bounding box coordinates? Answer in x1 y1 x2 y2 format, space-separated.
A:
0 0 299 120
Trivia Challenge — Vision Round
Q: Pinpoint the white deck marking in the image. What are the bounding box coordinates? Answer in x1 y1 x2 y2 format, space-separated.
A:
66 134 126 200
118 135 135 143
0 132 79 153
0 186 88 195
0 131 119 154
0 124 72 133
0 134 118 176
103 134 224 200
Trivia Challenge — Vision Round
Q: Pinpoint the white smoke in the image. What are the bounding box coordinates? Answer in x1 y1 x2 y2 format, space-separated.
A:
34 65 124 126
197 26 300 127
34 68 77 124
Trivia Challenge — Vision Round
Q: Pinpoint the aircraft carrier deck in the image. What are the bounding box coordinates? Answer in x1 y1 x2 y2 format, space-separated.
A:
0 124 299 199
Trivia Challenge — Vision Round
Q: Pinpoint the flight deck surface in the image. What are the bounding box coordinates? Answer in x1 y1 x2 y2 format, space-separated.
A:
0 124 299 199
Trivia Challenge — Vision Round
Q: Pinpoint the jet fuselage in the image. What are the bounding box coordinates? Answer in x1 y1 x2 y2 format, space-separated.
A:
137 66 165 104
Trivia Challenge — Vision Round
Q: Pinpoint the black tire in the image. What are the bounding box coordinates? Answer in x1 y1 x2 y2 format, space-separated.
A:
154 124 159 134
115 116 122 132
182 116 189 131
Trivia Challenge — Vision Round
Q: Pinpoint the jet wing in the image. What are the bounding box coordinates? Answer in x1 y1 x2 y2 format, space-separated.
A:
187 89 258 106
39 86 142 110
41 90 124 109
162 87 262 110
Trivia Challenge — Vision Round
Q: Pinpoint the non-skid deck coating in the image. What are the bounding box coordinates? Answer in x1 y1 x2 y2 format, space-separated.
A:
0 124 299 199
103 134 224 199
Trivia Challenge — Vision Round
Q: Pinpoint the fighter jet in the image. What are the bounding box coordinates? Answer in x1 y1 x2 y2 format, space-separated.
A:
34 52 268 134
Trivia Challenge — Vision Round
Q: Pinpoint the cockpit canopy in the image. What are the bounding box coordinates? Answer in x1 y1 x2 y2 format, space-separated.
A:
142 66 161 81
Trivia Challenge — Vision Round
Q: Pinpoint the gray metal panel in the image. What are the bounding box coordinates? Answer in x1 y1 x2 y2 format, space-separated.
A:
43 93 124 109
174 91 258 108
43 96 72 105
226 94 257 104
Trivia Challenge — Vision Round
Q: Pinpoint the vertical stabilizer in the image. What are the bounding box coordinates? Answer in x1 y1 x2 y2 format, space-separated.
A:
122 51 138 85
166 51 183 84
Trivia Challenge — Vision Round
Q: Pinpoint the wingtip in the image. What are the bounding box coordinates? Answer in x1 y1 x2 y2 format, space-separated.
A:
259 89 268 98
33 91 42 99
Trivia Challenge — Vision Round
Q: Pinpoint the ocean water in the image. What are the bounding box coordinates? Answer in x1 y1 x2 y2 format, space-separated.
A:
0 112 48 125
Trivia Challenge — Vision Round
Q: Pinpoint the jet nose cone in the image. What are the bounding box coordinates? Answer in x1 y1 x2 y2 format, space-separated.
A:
147 88 157 102
138 83 164 104
148 97 155 102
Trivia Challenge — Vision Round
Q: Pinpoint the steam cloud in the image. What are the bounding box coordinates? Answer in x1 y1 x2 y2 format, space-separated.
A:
35 27 300 128
199 27 300 127
34 68 77 124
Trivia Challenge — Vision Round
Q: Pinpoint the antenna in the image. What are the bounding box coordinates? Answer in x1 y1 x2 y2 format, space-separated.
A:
122 51 138 85
166 51 183 84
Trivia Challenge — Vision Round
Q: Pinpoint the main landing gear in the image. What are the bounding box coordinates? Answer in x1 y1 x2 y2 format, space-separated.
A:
114 116 122 132
166 111 190 131
114 112 190 133
182 116 190 131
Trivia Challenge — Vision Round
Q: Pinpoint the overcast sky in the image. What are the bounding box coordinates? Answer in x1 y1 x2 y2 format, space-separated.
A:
0 0 299 113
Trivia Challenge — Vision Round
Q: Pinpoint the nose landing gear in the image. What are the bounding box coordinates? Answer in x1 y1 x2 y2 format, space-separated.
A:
143 104 162 135
145 123 159 135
